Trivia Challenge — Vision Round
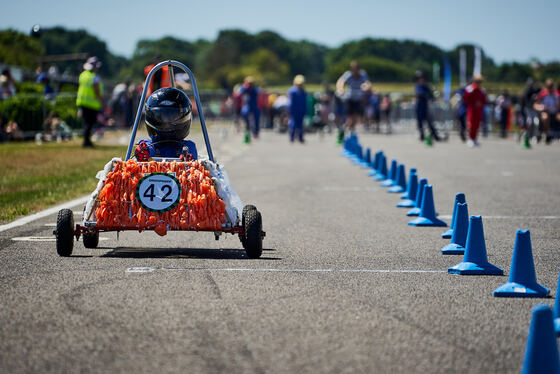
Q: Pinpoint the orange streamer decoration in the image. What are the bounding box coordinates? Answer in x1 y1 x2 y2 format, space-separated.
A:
95 160 227 235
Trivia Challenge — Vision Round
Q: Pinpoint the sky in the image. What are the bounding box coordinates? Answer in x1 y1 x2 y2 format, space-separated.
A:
2 0 560 63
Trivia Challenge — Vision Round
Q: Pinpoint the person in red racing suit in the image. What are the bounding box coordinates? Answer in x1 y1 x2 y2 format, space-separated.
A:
463 75 487 146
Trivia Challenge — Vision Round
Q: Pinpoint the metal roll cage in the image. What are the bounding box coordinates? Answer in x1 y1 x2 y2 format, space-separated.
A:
125 60 214 162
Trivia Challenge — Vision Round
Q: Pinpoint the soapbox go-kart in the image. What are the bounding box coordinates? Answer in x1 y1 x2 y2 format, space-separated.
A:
53 60 265 258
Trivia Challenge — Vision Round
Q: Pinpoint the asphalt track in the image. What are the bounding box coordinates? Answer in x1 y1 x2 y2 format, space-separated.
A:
1 125 559 373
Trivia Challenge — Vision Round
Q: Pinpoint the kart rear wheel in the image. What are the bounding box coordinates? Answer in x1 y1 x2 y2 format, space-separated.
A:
83 231 99 249
243 208 263 259
55 209 74 257
240 205 257 247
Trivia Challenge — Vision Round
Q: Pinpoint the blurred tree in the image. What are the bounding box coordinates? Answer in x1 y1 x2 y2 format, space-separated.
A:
39 26 126 78
0 29 44 68
217 49 289 86
119 36 203 81
326 56 415 82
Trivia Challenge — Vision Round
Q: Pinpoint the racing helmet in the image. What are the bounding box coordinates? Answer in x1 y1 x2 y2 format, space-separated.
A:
145 87 192 141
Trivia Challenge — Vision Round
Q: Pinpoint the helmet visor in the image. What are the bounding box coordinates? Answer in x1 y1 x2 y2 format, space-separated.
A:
146 106 190 131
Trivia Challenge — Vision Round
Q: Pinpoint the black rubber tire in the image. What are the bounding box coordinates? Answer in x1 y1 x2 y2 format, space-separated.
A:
56 209 74 257
83 231 99 249
240 205 257 247
243 209 263 259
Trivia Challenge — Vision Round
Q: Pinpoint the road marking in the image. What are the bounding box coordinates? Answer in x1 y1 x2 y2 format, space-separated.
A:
303 186 378 192
44 223 57 227
438 215 560 220
126 267 445 274
0 195 89 233
127 267 155 273
12 236 109 242
501 171 514 177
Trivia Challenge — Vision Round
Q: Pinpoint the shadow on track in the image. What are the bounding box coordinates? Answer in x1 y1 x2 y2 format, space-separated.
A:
99 247 280 260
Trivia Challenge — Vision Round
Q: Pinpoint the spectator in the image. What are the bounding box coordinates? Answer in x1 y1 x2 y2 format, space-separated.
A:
380 94 392 134
533 79 559 144
265 91 278 129
454 86 468 142
319 82 335 132
238 76 261 143
258 85 270 129
463 75 487 147
365 88 380 133
37 73 55 97
0 69 16 100
414 70 440 142
76 56 103 147
5 120 23 141
288 75 307 143
520 78 541 146
42 112 72 142
144 56 170 97
496 90 512 138
336 60 371 137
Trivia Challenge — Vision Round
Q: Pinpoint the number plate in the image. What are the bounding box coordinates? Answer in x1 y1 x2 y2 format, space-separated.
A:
136 173 181 213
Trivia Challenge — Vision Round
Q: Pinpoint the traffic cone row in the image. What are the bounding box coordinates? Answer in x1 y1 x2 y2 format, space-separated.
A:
341 134 559 371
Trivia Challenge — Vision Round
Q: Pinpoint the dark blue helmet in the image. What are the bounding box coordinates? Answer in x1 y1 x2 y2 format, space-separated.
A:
145 87 192 141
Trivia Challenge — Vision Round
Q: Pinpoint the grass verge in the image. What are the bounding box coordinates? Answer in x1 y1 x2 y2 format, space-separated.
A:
0 140 126 223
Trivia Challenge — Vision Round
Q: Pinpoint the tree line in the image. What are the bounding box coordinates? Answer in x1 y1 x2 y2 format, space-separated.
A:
1 27 559 87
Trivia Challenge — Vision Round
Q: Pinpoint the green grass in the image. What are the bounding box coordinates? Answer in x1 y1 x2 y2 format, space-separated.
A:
269 82 526 95
0 140 126 223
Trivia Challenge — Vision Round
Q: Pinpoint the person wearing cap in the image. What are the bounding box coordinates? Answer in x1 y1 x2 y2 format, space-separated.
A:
288 75 307 143
414 70 440 142
238 76 261 143
463 74 486 147
76 57 103 147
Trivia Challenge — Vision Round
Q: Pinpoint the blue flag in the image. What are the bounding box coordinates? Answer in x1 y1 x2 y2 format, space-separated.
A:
443 56 452 103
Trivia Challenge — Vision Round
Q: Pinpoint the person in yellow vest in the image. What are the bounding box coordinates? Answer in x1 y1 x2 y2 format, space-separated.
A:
76 56 103 147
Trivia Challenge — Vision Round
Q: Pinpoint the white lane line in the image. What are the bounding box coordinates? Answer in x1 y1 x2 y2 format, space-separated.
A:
127 267 155 273
0 195 89 233
127 267 445 274
438 215 560 220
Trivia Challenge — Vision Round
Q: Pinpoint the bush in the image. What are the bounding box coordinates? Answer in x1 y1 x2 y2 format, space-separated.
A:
0 93 80 132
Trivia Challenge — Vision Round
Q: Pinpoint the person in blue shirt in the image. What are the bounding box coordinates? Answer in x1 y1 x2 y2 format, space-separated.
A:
288 75 307 143
133 87 198 161
454 85 468 142
414 71 441 141
238 76 261 143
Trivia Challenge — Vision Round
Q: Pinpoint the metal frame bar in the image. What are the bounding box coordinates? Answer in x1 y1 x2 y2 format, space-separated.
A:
125 60 215 162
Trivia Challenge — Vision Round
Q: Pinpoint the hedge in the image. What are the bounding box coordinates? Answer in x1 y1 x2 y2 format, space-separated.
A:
0 93 80 132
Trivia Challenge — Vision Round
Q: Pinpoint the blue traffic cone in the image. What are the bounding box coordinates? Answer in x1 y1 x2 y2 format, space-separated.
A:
494 230 550 298
397 172 417 208
380 159 398 187
400 168 417 199
442 193 466 239
374 154 388 181
368 151 382 176
351 144 363 165
388 164 407 193
408 185 447 227
448 216 503 275
553 271 560 336
521 304 560 374
360 147 371 168
441 202 468 255
406 178 427 216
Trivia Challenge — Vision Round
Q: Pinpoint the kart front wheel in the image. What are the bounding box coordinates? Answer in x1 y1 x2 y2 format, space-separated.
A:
55 209 74 257
242 207 263 259
83 231 99 248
